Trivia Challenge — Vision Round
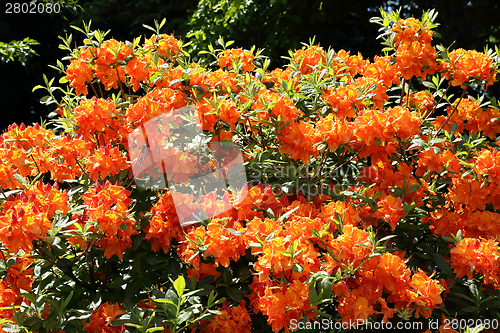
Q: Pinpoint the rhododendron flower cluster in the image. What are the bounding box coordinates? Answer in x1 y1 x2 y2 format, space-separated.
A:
1 8 500 333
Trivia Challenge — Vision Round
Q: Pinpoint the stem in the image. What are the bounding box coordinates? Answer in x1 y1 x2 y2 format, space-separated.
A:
0 187 8 200
311 147 330 182
75 158 90 179
258 122 265 147
432 87 468 139
399 78 405 106
115 67 126 99
0 249 6 263
425 84 451 120
405 77 412 107
125 173 136 188
91 82 99 97
95 132 101 147
30 155 41 175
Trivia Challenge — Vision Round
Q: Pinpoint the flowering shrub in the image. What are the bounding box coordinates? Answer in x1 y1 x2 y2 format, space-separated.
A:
1 8 500 333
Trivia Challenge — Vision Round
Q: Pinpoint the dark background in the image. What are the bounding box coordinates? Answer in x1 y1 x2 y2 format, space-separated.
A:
1 0 499 131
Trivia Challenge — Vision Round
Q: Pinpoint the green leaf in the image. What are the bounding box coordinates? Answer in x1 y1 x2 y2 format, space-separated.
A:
434 253 454 278
405 184 420 195
146 327 167 333
308 284 318 305
173 275 186 298
177 310 194 325
226 287 242 303
61 291 73 314
278 205 300 222
13 174 29 188
226 228 242 236
292 263 303 273
154 299 177 306
319 277 333 300
32 85 45 92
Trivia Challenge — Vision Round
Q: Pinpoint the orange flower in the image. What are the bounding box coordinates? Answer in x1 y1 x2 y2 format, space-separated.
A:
126 87 188 126
392 17 434 46
252 89 299 123
232 184 281 221
458 210 500 239
83 181 138 259
409 269 444 318
0 123 55 188
439 48 497 88
47 134 92 182
475 148 500 184
354 76 389 109
317 200 361 232
86 144 129 181
0 205 50 254
125 55 154 91
218 98 241 130
83 302 126 333
218 48 255 72
447 176 490 212
278 121 320 164
450 237 500 284
253 219 322 283
391 17 437 80
195 99 219 132
157 34 181 58
363 55 401 88
425 207 462 238
73 97 122 143
181 219 247 268
375 253 411 295
395 41 437 80
144 190 188 253
432 97 481 134
93 39 132 91
416 148 461 177
292 45 326 75
337 291 374 326
0 280 18 328
332 49 367 77
187 262 221 280
315 114 353 152
0 181 68 254
144 34 181 59
201 300 251 333
258 279 312 332
65 48 93 95
409 90 435 117
206 69 239 93
5 256 34 295
321 84 358 118
186 64 210 92
354 106 421 146
374 194 405 230
324 225 372 274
